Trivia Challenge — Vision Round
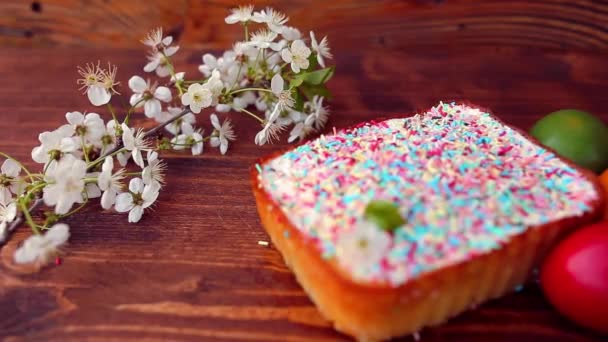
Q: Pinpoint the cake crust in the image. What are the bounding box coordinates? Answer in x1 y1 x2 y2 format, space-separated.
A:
251 104 605 341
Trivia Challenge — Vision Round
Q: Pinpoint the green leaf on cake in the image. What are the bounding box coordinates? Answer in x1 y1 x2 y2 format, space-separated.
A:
364 200 406 232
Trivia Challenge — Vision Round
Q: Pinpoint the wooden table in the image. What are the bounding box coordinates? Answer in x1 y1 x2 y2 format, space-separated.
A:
1 15 608 342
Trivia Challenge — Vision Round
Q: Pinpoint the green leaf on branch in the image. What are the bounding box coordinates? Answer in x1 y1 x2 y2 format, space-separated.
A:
290 77 304 88
300 66 335 85
293 90 305 112
300 83 332 100
307 54 318 70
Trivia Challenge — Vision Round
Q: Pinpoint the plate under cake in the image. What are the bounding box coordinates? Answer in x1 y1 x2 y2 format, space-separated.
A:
251 102 603 341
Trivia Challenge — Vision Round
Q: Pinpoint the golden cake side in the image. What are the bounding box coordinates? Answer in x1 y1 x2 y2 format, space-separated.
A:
251 160 603 341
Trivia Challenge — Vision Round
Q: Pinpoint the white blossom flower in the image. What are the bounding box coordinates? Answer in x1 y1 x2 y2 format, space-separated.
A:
83 176 101 201
216 91 256 113
77 62 119 106
97 157 125 210
115 178 159 223
281 26 301 41
141 28 180 76
104 120 129 165
141 27 174 52
128 76 172 119
142 151 166 187
170 71 185 84
254 121 286 146
253 7 288 33
0 200 17 243
14 223 70 265
43 154 87 215
0 159 21 203
335 220 391 281
144 52 171 77
281 39 311 73
266 74 294 122
65 111 106 146
248 29 279 50
204 69 225 102
31 126 78 165
288 121 315 143
121 123 151 168
225 5 254 24
304 96 330 130
171 124 204 155
232 91 257 110
310 31 333 68
198 51 236 77
181 83 212 114
210 114 236 155
156 106 196 135
181 71 223 114
100 119 119 152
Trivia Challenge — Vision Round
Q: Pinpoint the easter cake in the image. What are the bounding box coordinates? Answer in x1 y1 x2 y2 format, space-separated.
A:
251 102 603 341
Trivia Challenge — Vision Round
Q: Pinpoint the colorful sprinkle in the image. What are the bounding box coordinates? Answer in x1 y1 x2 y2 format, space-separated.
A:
258 103 598 286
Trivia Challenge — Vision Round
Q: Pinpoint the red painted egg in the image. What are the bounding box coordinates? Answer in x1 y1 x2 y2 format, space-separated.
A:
541 222 608 334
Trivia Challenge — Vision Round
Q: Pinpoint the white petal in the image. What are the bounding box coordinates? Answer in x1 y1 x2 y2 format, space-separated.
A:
85 183 101 199
87 85 111 106
54 196 74 215
60 137 78 153
142 186 159 208
128 206 143 223
144 99 162 118
129 178 144 193
220 140 228 155
46 223 70 247
191 142 203 155
130 93 144 107
14 236 44 264
133 149 145 168
162 36 173 46
1 159 20 178
144 60 160 73
154 87 172 102
202 53 217 67
101 190 116 210
291 63 300 74
181 123 194 135
210 114 221 130
215 104 231 112
115 193 134 212
42 184 58 206
65 111 84 126
210 137 220 148
0 188 11 205
156 66 171 77
164 46 179 56
128 76 148 93
317 54 326 68
280 49 293 63
116 152 130 167
102 156 114 173
147 150 158 163
271 74 284 94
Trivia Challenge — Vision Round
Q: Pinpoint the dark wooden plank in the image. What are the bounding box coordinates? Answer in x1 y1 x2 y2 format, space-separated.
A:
0 46 607 341
1 0 608 51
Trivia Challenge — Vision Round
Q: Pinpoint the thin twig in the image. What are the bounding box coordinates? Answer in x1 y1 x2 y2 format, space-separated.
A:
0 107 192 247
143 108 191 138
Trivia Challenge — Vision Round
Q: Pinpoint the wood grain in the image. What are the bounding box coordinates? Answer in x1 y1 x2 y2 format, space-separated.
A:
0 46 607 341
1 0 608 51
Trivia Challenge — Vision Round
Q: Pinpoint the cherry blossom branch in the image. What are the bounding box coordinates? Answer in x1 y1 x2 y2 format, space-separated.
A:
143 107 191 138
0 197 43 245
0 108 192 247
